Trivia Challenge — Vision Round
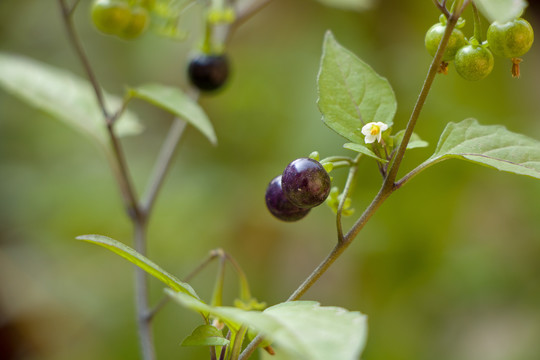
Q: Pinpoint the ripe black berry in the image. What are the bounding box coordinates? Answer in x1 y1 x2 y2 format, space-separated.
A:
187 54 229 91
265 175 311 222
282 158 331 209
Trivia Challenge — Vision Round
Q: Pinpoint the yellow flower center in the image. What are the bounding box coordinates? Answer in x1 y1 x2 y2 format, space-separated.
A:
370 125 380 135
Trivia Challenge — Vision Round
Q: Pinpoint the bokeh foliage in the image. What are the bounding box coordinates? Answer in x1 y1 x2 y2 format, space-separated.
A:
1 1 540 359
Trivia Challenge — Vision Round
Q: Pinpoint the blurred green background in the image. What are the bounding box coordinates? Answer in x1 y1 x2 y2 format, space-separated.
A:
1 1 540 359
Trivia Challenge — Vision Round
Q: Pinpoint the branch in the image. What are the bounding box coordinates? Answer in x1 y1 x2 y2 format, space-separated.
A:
336 156 361 243
58 2 152 359
141 118 189 216
240 3 473 359
433 0 450 18
225 0 274 43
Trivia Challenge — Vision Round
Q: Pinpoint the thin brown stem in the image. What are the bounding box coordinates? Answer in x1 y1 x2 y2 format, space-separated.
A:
58 0 142 222
141 118 189 216
106 122 143 221
433 0 450 18
58 2 153 359
134 221 155 360
58 0 109 120
225 0 274 43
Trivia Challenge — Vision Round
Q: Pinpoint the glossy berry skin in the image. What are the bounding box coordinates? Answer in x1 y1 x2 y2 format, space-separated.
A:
454 45 494 81
487 18 534 58
119 6 149 40
91 0 131 35
282 158 331 209
265 176 310 222
425 23 467 61
187 54 229 92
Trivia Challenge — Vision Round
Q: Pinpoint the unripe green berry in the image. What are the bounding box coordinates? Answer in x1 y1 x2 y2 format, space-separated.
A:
425 23 467 61
91 0 131 35
454 44 494 81
487 18 534 58
119 6 149 40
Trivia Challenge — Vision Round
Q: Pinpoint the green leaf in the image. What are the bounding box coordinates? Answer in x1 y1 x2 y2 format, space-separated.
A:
343 143 387 163
181 325 230 347
167 290 368 360
76 235 199 299
314 0 375 12
474 0 527 23
421 118 540 179
0 52 143 147
317 31 397 148
128 84 217 145
393 130 429 150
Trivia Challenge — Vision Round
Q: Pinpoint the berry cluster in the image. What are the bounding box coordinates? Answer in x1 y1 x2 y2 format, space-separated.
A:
91 0 152 40
425 15 534 79
265 158 331 222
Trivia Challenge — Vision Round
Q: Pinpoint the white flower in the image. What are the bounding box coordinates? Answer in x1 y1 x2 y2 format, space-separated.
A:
361 122 388 144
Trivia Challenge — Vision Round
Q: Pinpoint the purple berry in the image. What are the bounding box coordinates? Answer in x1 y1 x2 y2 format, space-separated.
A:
265 175 311 222
282 158 331 208
187 54 229 91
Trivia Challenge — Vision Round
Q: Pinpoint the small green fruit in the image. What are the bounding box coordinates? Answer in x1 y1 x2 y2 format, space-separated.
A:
119 6 150 40
91 0 131 35
487 18 534 58
454 44 494 81
425 23 467 61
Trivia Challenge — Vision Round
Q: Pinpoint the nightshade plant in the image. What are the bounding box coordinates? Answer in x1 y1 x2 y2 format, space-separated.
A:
0 0 539 359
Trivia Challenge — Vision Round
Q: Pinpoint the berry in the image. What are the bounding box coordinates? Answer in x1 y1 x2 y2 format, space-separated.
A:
265 176 310 222
140 0 156 10
425 23 467 61
119 6 149 40
187 54 229 92
281 158 331 209
91 0 131 36
487 18 534 58
454 44 494 81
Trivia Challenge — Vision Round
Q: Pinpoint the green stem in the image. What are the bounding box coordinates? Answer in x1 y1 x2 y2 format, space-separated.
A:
471 1 483 42
141 117 189 217
383 3 467 189
211 250 227 307
394 158 446 190
225 253 252 302
230 326 248 360
336 155 361 243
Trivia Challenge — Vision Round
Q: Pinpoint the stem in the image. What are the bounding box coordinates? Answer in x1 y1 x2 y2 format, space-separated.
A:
134 220 156 360
67 0 82 16
383 3 467 189
225 253 252 302
211 251 227 307
106 123 143 221
141 118 189 216
433 0 450 18
225 0 273 44
336 155 361 243
395 158 445 190
58 0 142 221
58 0 109 120
149 249 223 321
58 2 152 358
471 2 483 42
230 326 248 360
